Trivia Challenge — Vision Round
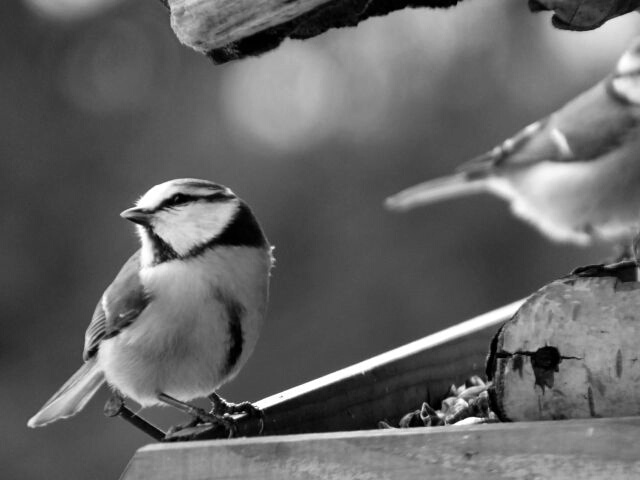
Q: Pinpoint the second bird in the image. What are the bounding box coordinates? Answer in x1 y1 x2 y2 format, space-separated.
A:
386 38 640 247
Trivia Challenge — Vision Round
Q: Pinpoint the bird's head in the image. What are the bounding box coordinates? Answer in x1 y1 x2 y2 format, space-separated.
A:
121 179 266 266
611 37 640 104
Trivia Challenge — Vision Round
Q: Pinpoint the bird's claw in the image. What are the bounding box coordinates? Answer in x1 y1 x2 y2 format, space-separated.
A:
165 409 238 437
208 392 263 418
191 407 237 433
570 263 606 277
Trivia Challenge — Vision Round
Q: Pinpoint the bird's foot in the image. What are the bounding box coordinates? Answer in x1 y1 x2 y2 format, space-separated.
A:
103 393 165 441
570 259 639 283
570 236 636 278
165 413 235 437
570 263 607 277
611 242 635 263
165 416 200 436
208 392 263 419
158 392 237 437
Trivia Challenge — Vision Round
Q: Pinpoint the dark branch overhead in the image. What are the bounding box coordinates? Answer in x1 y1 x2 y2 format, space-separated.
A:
207 0 462 63
528 0 640 31
163 0 640 64
166 0 461 64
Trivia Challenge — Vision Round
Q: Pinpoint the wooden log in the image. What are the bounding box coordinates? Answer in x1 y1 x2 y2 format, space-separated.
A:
165 0 461 63
169 0 331 51
488 261 640 422
122 417 640 479
165 300 523 441
160 0 640 63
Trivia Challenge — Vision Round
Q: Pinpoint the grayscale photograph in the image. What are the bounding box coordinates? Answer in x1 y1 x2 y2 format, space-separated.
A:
6 0 640 478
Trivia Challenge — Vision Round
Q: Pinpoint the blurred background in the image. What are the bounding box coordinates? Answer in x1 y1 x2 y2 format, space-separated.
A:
4 0 639 477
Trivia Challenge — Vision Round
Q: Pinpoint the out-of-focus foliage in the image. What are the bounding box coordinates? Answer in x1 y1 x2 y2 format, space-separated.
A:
4 0 638 478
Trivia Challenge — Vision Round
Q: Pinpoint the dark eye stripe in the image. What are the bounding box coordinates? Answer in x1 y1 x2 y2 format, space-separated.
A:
157 191 235 211
158 193 196 210
204 191 235 202
181 180 225 191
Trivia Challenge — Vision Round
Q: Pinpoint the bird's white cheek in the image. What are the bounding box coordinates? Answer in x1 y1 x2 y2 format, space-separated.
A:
153 215 203 256
137 227 156 267
153 201 239 256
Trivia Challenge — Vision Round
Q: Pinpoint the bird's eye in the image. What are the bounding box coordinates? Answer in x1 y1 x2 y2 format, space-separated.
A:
170 193 188 205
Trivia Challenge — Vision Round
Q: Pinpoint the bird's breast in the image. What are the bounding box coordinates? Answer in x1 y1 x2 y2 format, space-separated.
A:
98 246 272 406
488 137 640 244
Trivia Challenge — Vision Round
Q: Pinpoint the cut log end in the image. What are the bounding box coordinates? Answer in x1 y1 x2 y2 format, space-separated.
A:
487 261 640 422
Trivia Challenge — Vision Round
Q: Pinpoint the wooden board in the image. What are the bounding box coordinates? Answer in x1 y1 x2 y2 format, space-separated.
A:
160 301 523 441
122 416 640 479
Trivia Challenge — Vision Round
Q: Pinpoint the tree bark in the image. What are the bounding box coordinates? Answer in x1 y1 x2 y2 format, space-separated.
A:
488 261 640 422
166 0 460 63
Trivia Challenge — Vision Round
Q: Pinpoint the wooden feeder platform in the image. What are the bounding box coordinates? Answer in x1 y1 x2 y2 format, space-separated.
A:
123 417 640 479
118 298 640 478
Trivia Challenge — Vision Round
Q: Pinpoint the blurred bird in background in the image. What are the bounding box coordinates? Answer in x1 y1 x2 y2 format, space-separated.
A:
28 179 274 431
386 37 640 249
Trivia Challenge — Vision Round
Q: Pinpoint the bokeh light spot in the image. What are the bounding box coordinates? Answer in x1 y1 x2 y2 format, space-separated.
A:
23 0 125 21
57 19 160 113
220 42 346 153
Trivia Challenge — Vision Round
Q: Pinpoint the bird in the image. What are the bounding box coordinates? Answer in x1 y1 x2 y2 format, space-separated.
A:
385 37 640 247
28 178 274 430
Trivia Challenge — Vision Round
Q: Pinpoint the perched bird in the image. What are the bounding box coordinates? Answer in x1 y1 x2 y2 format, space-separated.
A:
28 179 274 429
386 38 640 246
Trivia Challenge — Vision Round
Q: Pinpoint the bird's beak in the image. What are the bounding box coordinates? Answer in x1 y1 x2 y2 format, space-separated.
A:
120 207 153 226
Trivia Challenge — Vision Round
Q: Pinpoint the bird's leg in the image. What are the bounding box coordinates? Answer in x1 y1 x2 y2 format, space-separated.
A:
633 231 640 281
157 392 236 435
611 241 635 263
571 235 640 282
209 393 265 435
103 392 165 441
208 392 263 419
571 235 636 278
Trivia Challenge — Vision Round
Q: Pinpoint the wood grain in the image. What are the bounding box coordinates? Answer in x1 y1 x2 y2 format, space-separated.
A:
161 0 640 62
165 0 462 63
122 417 640 479
169 0 331 52
165 300 523 441
489 263 640 421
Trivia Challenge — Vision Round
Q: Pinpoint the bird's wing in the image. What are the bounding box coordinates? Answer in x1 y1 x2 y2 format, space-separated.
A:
83 250 150 361
459 78 640 177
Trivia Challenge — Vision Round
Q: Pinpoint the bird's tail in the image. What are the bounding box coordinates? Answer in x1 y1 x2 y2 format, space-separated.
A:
384 173 488 212
27 359 104 428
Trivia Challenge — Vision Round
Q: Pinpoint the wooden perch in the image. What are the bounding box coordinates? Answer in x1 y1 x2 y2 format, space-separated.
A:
165 0 461 63
122 417 640 479
119 292 640 478
164 300 523 442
